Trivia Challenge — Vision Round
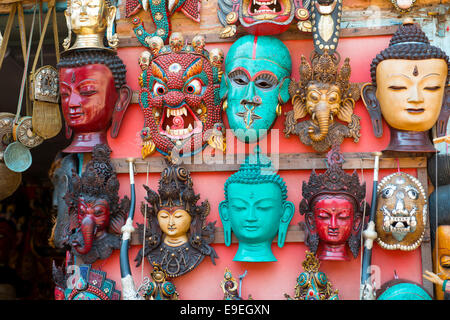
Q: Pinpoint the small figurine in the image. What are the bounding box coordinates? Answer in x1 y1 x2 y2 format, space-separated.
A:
62 144 129 264
126 0 201 45
135 162 218 277
220 268 251 300
285 50 361 152
284 251 339 300
219 146 295 262
361 19 449 153
63 0 119 51
375 172 427 251
137 33 225 160
139 263 179 300
53 263 121 300
220 35 292 143
299 146 366 260
221 268 241 300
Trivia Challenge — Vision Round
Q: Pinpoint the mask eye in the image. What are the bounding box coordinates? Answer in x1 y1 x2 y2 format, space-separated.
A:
308 91 320 103
254 73 277 89
405 186 419 200
328 92 340 103
184 79 202 95
381 185 396 199
153 82 167 96
229 69 250 86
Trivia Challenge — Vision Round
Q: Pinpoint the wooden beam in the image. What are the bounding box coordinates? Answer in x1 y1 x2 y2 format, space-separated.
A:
111 153 427 174
130 224 305 245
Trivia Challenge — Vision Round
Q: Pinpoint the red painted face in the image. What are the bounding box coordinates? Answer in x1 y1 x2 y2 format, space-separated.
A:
313 195 355 245
77 198 110 231
59 64 118 133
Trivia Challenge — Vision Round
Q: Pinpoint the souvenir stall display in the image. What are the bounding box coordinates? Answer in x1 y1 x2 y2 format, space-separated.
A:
0 0 448 302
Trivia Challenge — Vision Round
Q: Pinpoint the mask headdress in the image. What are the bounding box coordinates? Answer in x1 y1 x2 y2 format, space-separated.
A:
369 21 450 85
223 146 288 201
65 144 129 227
292 51 360 119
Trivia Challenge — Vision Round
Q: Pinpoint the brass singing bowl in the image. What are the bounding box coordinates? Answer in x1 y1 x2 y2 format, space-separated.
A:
0 159 21 200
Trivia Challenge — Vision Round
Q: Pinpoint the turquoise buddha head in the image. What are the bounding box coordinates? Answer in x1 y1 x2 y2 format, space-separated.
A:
220 35 292 143
219 147 295 262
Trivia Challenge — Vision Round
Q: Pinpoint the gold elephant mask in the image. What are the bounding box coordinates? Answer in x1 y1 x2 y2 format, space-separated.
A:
285 50 361 152
376 172 427 251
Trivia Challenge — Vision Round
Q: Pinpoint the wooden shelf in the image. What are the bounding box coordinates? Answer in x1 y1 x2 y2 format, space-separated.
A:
111 152 427 174
130 225 305 245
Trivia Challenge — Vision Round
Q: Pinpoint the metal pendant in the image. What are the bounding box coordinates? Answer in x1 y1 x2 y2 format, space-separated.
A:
3 141 32 173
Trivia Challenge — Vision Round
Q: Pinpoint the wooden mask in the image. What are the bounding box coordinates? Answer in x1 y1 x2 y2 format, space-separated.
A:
375 172 427 251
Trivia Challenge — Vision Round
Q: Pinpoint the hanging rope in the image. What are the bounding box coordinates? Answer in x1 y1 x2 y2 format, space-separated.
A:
15 0 38 125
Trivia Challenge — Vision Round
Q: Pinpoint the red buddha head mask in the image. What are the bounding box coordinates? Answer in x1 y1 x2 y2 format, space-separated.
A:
138 33 225 160
58 49 132 153
300 146 366 260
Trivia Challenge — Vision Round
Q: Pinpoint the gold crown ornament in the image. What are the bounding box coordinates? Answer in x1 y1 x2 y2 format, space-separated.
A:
63 0 119 51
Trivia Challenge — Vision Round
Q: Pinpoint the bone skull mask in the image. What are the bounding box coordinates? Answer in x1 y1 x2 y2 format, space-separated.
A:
376 172 427 251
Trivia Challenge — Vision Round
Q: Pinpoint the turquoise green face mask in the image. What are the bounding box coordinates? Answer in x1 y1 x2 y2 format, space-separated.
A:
220 35 292 143
219 147 295 262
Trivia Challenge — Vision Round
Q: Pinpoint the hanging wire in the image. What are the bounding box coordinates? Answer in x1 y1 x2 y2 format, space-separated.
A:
38 0 43 67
